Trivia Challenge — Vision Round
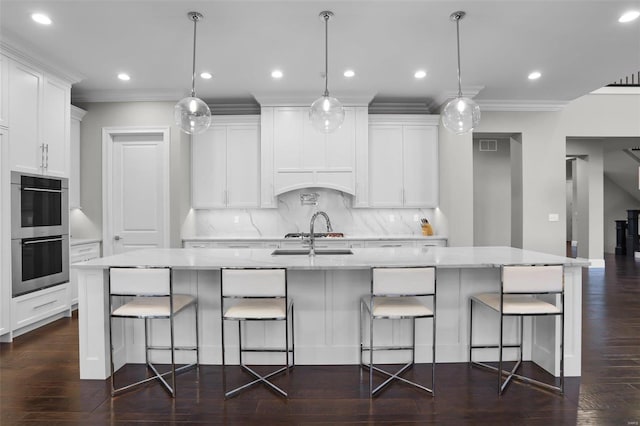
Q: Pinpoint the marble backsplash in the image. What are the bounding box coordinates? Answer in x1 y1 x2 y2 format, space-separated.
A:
181 188 446 238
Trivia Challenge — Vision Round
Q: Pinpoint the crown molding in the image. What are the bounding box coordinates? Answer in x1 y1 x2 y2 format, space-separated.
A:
368 101 431 114
368 114 440 125
71 89 183 103
591 86 640 95
0 39 83 84
428 85 485 111
252 92 375 107
70 105 88 121
478 100 569 112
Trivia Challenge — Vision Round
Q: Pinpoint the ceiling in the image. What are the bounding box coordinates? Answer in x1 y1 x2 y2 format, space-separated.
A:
1 0 639 110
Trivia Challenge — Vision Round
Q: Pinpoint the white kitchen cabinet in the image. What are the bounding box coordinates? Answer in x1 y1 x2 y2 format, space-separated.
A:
0 55 8 128
367 115 439 208
69 106 87 209
7 57 71 177
261 106 368 203
69 241 101 307
0 128 10 339
12 283 69 336
192 116 260 209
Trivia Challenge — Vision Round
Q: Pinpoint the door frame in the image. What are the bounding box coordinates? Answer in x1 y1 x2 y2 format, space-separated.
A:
102 126 170 256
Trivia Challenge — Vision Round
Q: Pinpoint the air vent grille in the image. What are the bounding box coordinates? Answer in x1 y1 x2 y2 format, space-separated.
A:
479 139 498 152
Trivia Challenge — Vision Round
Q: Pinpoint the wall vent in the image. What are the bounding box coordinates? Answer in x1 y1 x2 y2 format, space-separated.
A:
479 139 498 152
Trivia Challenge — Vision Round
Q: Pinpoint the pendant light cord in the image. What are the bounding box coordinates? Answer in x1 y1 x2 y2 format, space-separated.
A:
323 13 329 97
191 14 199 97
455 16 463 98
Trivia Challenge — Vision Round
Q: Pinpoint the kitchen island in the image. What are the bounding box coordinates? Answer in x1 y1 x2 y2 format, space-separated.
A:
74 246 587 380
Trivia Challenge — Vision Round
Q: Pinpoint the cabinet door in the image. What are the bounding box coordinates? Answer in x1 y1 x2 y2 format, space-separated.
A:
0 55 8 128
368 125 403 207
0 128 9 337
8 60 42 174
192 126 226 208
226 124 260 207
403 125 438 207
274 108 304 170
42 75 70 177
69 116 81 208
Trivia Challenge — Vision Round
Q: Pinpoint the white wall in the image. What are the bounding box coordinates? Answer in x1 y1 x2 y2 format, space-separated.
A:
473 137 511 246
510 135 523 248
72 101 190 248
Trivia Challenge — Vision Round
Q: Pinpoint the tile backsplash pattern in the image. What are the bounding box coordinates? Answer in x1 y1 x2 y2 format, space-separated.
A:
182 188 444 238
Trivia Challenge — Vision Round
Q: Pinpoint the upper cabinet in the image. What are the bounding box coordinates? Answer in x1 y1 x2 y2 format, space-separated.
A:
69 106 87 209
365 115 439 208
260 106 368 207
7 57 70 177
192 116 260 209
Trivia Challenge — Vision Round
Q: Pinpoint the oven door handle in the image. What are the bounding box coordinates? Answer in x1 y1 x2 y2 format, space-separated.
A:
21 187 63 193
22 237 63 245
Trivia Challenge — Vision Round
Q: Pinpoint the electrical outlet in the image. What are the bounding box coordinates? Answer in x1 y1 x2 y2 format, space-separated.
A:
548 213 559 222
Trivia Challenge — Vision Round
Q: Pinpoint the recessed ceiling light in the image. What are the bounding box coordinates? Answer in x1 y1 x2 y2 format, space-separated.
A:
200 72 212 79
344 69 355 78
31 13 52 25
117 73 130 81
271 70 283 79
528 71 542 80
414 70 427 79
619 10 640 23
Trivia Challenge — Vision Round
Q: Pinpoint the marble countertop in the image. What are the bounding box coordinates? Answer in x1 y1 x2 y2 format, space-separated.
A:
73 246 589 270
182 235 448 241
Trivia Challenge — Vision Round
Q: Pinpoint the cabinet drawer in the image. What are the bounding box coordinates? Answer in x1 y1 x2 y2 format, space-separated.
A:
70 243 101 262
13 284 69 330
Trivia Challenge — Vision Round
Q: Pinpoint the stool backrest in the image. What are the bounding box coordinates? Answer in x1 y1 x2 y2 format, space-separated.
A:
372 267 435 296
110 267 171 296
502 265 563 294
222 269 286 297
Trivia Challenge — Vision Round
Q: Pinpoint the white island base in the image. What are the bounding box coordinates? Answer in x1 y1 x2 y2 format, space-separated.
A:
75 247 586 380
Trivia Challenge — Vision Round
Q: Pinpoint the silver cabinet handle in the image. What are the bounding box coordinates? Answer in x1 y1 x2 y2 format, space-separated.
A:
40 144 45 170
45 144 49 169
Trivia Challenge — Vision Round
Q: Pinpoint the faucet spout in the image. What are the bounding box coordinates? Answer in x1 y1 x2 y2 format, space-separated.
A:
309 211 333 255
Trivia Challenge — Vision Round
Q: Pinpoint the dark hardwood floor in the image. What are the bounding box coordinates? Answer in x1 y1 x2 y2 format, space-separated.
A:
1 254 639 425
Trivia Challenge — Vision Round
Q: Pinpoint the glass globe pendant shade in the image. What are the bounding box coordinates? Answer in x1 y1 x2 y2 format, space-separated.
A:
442 96 481 135
174 96 212 135
309 95 345 133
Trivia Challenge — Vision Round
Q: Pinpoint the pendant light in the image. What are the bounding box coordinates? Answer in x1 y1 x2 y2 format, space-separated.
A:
174 11 211 135
309 11 345 133
442 11 481 135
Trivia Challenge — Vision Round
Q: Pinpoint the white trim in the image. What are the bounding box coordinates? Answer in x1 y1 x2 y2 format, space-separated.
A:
368 114 440 125
252 92 375 107
210 115 260 125
477 100 569 112
0 39 82 85
590 86 640 95
72 89 184 103
588 258 605 268
429 85 485 111
101 126 171 256
70 105 87 121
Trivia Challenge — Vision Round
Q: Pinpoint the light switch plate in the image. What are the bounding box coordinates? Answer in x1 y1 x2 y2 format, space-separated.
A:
548 213 559 222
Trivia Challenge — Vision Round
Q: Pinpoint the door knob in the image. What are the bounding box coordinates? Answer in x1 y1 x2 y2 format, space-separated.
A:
114 235 121 241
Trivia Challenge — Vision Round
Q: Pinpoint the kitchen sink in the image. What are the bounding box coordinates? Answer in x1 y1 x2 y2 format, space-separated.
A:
271 248 353 256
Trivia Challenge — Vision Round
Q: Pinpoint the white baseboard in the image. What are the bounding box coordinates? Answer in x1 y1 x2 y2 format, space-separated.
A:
588 258 605 268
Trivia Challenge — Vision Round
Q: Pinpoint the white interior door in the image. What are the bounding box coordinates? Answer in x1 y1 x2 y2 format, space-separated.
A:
103 127 170 255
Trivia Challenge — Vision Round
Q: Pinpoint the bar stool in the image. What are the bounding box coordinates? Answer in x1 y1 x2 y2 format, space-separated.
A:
360 266 436 397
220 268 294 398
469 264 564 395
108 267 199 397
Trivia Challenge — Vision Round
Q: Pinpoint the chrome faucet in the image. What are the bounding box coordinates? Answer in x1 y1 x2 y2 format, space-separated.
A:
309 211 333 256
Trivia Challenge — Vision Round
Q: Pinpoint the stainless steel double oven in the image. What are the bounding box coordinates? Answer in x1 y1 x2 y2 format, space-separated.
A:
11 171 69 297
